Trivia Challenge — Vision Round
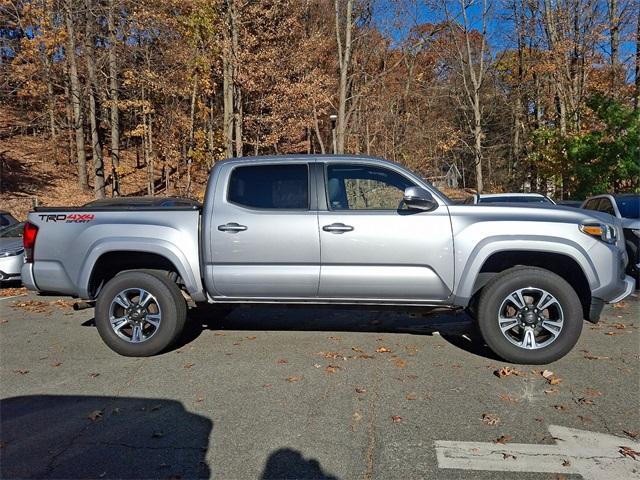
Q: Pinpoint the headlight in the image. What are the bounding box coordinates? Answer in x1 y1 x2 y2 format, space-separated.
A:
580 223 617 244
0 248 24 257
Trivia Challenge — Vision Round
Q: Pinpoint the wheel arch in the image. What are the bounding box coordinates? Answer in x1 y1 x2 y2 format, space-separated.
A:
468 250 592 320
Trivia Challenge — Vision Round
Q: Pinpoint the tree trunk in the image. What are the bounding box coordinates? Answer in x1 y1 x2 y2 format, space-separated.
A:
231 0 243 157
85 2 105 199
107 0 120 196
222 1 234 158
335 0 353 154
64 0 88 191
608 0 620 90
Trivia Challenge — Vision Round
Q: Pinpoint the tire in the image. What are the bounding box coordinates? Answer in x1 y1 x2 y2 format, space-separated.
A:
95 270 187 356
476 267 583 365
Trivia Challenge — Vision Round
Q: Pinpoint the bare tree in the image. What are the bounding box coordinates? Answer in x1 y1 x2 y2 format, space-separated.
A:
334 0 354 154
107 0 121 195
63 0 88 191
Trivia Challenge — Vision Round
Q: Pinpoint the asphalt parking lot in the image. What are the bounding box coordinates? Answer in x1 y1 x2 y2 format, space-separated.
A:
1 290 639 480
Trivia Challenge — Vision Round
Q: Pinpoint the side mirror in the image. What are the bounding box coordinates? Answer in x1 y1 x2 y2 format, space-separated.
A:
403 186 438 211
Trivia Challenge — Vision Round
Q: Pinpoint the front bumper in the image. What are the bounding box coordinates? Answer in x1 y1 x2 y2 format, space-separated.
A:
607 275 635 304
0 254 24 281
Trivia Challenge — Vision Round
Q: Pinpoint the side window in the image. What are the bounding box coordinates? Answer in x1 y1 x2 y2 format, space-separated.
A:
583 199 597 211
326 164 414 210
597 199 615 215
228 164 309 209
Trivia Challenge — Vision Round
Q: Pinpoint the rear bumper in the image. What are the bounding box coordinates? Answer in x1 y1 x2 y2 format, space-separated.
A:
0 254 24 281
20 263 37 290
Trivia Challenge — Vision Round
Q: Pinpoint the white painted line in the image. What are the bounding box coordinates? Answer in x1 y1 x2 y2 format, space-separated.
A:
435 425 640 480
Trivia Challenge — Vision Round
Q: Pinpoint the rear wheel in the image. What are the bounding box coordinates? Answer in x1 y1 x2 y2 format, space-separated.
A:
476 267 583 364
95 271 186 356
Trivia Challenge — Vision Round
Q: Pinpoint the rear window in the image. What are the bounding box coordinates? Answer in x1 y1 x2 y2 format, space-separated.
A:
228 164 309 210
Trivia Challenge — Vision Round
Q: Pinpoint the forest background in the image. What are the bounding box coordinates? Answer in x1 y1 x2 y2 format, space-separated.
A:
1 0 638 217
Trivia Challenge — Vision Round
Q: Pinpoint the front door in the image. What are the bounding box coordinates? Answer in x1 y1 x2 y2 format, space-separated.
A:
318 162 454 302
209 161 320 298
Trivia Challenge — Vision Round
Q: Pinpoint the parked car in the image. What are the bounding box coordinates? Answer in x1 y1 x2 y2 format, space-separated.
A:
0 222 24 283
581 194 639 284
0 210 19 230
556 200 583 209
463 193 556 205
21 155 633 364
83 196 202 209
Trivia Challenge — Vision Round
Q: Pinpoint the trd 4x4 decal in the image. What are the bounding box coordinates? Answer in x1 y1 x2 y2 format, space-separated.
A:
38 214 95 223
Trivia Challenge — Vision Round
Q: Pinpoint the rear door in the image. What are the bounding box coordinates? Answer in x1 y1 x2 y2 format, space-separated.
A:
208 161 320 298
317 161 454 302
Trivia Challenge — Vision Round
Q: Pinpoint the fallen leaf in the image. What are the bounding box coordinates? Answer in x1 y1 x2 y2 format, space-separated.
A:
51 361 62 367
232 341 241 345
494 367 526 378
605 331 623 336
584 388 602 397
313 364 321 368
623 430 639 439
320 351 343 359
391 415 402 423
541 370 562 385
553 404 568 411
562 459 571 467
183 363 195 369
356 354 374 359
541 369 554 379
353 412 362 421
325 365 341 374
328 336 342 341
503 453 517 460
276 359 288 364
262 384 272 388
88 372 100 378
574 397 594 406
286 376 302 383
482 413 500 426
13 369 29 375
499 393 519 403
548 377 562 385
406 393 417 401
213 332 225 336
195 395 204 403
544 388 559 395
355 387 367 394
376 346 392 353
87 410 103 421
619 446 640 460
246 336 257 340
351 346 364 353
494 435 513 444
393 358 407 368
584 353 610 360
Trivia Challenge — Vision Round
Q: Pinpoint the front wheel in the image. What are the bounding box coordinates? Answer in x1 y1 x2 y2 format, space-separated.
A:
95 271 187 356
476 267 583 364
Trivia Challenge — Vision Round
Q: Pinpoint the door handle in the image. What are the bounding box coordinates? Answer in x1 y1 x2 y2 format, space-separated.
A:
218 222 247 233
322 223 354 234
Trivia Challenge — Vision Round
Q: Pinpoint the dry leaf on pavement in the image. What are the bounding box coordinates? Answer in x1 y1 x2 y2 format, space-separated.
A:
325 365 341 374
376 346 392 353
286 376 302 383
87 410 103 421
494 367 526 378
406 393 417 401
391 415 402 423
619 446 640 460
482 413 500 426
355 387 367 394
494 435 513 444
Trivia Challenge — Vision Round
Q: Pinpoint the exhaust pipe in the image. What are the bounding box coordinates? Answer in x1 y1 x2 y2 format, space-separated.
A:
73 301 95 311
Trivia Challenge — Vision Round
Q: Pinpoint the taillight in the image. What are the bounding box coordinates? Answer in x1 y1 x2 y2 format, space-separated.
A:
23 222 39 263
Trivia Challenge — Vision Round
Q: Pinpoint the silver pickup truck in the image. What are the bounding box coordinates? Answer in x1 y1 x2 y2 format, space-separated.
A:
21 155 634 364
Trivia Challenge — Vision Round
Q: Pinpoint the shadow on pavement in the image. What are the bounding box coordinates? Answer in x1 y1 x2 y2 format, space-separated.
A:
260 448 340 480
0 395 212 479
182 305 500 361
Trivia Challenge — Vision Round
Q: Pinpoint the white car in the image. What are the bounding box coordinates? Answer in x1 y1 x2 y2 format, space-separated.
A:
463 193 556 205
0 222 24 283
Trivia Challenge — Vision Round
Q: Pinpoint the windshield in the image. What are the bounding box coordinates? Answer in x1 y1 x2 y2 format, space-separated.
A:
479 196 551 204
616 196 640 219
0 222 24 238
